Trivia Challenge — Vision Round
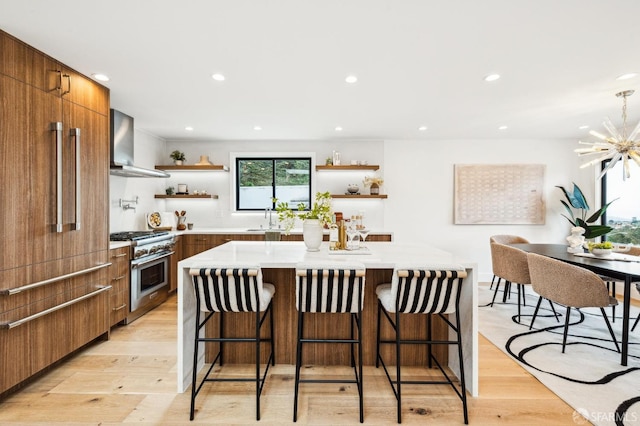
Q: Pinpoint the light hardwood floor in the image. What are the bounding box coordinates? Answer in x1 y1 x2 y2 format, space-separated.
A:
0 292 581 425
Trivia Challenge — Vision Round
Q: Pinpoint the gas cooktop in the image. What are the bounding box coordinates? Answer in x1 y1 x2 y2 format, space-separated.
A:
109 231 169 241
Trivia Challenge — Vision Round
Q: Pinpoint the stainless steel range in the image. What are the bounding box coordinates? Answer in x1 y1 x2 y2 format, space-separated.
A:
110 231 176 323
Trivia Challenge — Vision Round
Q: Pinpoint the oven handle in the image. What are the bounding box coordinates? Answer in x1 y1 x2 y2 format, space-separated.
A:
131 251 174 269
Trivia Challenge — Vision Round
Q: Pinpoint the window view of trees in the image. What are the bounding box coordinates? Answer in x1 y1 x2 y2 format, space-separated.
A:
602 161 640 244
236 157 311 211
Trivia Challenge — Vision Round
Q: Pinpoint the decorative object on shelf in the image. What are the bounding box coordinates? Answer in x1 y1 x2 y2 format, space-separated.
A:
175 210 187 230
363 176 383 195
566 226 585 253
557 182 616 239
332 150 341 165
195 155 213 165
347 183 360 194
165 186 175 195
177 183 188 194
274 191 332 240
325 157 333 166
170 150 186 165
576 90 640 180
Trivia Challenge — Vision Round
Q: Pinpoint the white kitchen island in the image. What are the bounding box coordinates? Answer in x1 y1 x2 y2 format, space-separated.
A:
176 240 478 397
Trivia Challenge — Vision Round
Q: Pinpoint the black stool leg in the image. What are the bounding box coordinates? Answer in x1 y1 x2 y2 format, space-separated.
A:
190 308 201 421
255 308 261 421
633 313 640 332
376 302 382 367
395 311 402 424
293 310 304 422
427 314 433 368
454 309 469 424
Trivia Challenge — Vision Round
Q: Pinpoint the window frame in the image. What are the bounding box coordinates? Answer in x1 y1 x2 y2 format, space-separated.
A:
231 152 315 212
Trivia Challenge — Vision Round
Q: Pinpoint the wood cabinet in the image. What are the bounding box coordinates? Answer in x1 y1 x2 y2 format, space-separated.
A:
0 30 110 396
108 247 130 326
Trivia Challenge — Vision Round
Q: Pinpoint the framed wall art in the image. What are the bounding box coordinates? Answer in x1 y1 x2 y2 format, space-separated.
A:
454 164 545 225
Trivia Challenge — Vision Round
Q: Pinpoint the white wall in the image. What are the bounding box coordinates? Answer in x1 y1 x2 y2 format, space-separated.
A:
110 133 600 281
109 129 168 232
383 138 596 281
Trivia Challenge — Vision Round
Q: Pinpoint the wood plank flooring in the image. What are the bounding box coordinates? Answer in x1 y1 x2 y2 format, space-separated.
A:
0 290 582 425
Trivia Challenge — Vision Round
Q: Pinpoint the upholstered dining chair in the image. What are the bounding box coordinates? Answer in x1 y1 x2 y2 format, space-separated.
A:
188 264 276 421
527 253 620 353
600 245 640 323
293 262 366 423
489 235 529 291
375 266 469 424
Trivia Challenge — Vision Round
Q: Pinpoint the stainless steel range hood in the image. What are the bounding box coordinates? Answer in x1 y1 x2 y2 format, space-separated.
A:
110 109 170 178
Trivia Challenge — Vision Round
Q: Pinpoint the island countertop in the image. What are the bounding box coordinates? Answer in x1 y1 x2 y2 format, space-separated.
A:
176 240 478 396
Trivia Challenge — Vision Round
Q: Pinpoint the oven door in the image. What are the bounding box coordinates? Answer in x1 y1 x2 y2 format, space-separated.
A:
130 252 172 313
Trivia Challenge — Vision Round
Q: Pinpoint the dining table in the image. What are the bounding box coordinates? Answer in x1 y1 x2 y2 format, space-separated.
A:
512 243 639 366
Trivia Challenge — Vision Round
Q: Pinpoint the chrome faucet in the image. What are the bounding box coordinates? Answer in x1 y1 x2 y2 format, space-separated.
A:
265 207 274 229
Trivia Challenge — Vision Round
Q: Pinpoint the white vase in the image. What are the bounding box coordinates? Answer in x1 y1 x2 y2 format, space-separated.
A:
302 219 323 252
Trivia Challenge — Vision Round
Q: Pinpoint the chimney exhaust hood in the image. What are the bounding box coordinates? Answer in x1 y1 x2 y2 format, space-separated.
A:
110 109 170 178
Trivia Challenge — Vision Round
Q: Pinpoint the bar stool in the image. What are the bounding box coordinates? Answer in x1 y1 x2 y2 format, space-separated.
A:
189 265 275 421
375 266 469 424
293 262 366 423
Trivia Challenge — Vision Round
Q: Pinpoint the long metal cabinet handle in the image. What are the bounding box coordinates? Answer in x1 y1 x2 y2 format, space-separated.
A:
0 263 111 296
70 128 81 230
52 122 63 233
0 285 111 329
131 251 175 269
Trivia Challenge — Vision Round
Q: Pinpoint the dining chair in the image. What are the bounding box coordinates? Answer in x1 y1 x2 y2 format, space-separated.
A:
489 235 529 291
293 262 366 423
188 264 276 421
527 253 620 353
600 245 640 323
375 266 469 424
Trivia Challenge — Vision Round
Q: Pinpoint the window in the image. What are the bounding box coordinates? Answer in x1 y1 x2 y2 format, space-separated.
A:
236 157 312 211
601 161 640 244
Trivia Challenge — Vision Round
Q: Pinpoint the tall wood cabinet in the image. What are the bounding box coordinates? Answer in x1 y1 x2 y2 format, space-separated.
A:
0 30 110 396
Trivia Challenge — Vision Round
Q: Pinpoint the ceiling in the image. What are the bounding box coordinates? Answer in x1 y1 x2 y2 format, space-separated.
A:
3 0 640 142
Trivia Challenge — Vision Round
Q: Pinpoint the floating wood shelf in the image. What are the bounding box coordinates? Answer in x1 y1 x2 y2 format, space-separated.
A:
154 194 219 199
331 194 387 199
316 165 379 171
155 165 229 171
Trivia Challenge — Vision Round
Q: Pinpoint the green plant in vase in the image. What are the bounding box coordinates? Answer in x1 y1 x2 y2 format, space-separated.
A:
274 191 333 234
170 150 186 165
556 182 617 239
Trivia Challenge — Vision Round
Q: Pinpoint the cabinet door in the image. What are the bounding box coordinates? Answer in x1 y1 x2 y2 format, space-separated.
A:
60 65 109 115
61 99 109 258
0 30 58 91
0 75 64 272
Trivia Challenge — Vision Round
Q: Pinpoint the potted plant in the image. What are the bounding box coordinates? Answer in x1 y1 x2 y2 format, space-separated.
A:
170 150 186 165
556 183 617 239
274 191 332 251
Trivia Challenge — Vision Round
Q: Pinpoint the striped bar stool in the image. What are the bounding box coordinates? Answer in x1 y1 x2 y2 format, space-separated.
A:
376 266 469 424
189 265 275 421
293 262 366 423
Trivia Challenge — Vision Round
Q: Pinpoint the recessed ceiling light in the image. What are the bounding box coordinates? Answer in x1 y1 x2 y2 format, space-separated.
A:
578 125 590 130
418 126 428 131
211 73 226 81
498 125 508 130
185 126 194 131
254 126 262 131
616 73 637 81
345 75 358 84
335 126 343 132
484 73 501 82
92 73 109 82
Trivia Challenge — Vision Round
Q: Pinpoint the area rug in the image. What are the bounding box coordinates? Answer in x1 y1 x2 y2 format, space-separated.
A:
478 285 640 426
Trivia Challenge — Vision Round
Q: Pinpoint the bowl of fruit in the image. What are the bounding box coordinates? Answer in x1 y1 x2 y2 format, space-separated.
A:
588 241 613 257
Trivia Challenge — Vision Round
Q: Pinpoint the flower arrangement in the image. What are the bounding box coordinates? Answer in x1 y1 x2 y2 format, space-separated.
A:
274 191 333 234
363 176 384 187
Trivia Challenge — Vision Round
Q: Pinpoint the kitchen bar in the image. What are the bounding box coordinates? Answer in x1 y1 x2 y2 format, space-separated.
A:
176 240 479 396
